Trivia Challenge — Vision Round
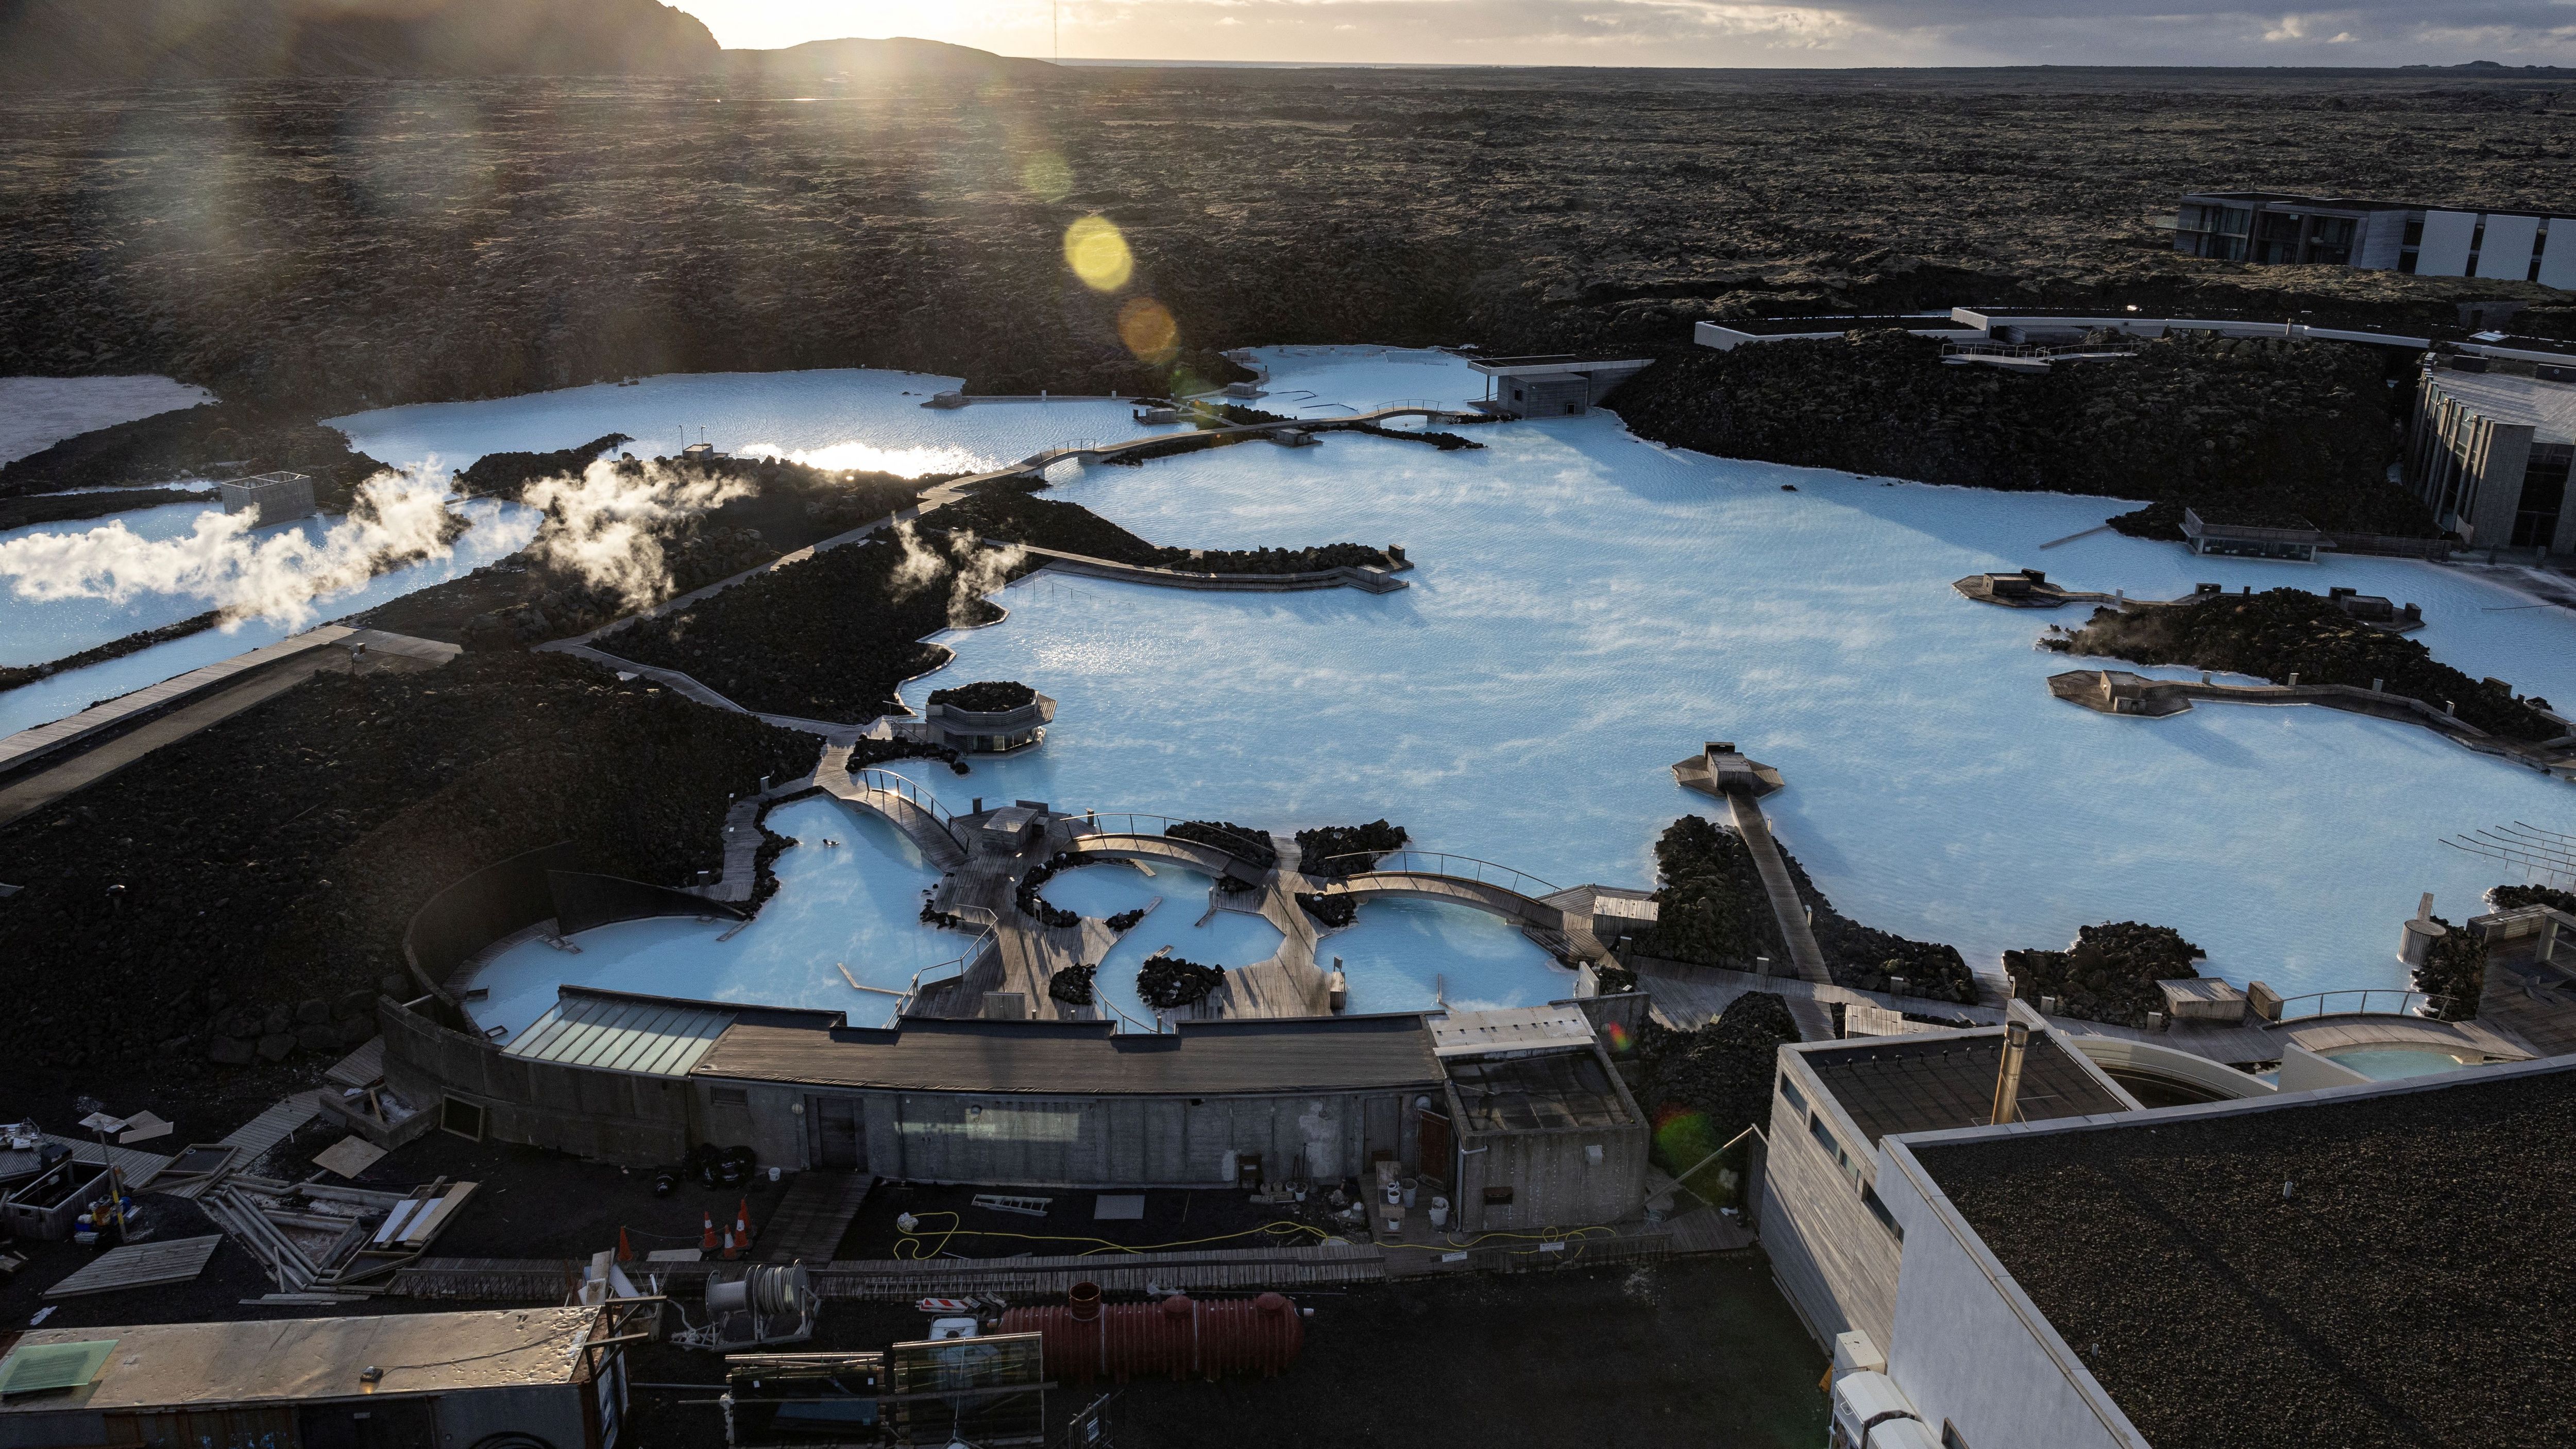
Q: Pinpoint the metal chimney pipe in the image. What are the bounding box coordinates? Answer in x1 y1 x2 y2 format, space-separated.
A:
1990 1021 2031 1126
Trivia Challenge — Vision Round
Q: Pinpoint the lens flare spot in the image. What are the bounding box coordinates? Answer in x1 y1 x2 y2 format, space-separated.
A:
1117 297 1179 364
1022 152 1073 203
1063 215 1133 292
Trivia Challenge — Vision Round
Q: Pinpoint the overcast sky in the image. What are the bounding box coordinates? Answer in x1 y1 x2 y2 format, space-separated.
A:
670 1 2576 67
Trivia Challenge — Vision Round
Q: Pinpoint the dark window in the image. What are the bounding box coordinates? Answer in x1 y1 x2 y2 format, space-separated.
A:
1807 1112 1839 1158
1943 1424 1975 1449
2403 219 2425 247
1861 1183 1904 1241
1780 1075 1808 1118
2399 251 2419 275
440 1096 485 1142
2217 206 2252 236
2514 446 2571 549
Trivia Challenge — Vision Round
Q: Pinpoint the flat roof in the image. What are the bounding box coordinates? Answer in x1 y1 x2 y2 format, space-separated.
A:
0 1308 596 1411
1468 356 1652 378
2423 366 2576 444
1911 1061 2576 1448
1797 1030 2128 1145
502 987 771 1077
1447 1049 1632 1132
693 1014 1444 1096
1429 1004 1595 1059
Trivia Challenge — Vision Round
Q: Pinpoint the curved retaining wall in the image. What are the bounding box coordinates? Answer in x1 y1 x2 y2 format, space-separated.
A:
403 841 585 1000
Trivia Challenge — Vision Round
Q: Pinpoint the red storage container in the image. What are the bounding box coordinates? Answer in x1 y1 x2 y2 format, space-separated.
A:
999 1282 1306 1385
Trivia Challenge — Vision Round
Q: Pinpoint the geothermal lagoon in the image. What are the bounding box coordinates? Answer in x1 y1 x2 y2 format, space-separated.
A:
24 347 2575 1034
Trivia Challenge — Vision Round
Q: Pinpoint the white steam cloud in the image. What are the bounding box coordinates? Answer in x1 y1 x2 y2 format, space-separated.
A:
0 468 476 629
946 529 1027 627
883 519 1027 626
520 458 756 609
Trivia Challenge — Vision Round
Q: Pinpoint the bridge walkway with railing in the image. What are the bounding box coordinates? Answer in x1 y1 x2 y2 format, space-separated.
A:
815 751 969 873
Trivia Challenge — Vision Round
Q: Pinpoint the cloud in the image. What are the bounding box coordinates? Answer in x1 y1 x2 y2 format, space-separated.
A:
0 469 493 629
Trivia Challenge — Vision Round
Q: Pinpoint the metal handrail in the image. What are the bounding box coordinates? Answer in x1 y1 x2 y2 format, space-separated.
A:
850 768 964 850
1060 811 1275 868
891 916 996 1021
1314 849 1560 902
2263 988 2451 1025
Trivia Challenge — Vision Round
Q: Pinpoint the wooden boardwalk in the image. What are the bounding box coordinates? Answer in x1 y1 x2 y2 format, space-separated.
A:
215 1090 322 1167
2475 935 2576 1057
1723 793 1833 984
763 1172 877 1263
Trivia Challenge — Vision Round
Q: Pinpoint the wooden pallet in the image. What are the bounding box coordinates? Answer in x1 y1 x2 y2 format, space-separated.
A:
764 1173 875 1264
42 1135 172 1192
216 1092 321 1164
43 1235 223 1300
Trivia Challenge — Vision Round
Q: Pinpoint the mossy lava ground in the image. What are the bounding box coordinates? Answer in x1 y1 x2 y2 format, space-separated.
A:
7 67 2576 413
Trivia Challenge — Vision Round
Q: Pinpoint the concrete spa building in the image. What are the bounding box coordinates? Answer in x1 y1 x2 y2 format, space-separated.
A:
1770 1004 2571 1448
2405 355 2576 553
2172 191 2576 287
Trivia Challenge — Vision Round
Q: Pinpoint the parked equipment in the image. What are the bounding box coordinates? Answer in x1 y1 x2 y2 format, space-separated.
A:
673 1263 819 1351
998 1281 1305 1386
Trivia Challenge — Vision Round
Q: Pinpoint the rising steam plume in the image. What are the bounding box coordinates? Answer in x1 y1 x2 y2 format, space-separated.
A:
885 519 1027 626
518 458 754 609
0 468 496 629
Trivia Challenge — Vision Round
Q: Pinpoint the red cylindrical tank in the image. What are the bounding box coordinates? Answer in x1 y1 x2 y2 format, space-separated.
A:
999 1284 1306 1385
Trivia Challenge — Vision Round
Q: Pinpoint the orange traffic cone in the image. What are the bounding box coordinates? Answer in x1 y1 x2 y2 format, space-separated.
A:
701 1212 719 1254
720 1226 738 1260
735 1198 753 1250
616 1228 634 1263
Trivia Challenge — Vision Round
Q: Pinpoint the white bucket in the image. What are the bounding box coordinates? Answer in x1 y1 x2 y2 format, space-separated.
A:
1428 1197 1450 1229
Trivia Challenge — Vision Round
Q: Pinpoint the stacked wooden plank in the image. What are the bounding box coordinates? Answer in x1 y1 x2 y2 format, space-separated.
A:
42 1235 223 1300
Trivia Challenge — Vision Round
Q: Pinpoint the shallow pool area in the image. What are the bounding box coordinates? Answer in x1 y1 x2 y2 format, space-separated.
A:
2321 1046 2480 1080
302 345 2576 1021
454 798 962 1039
1039 860 1286 1028
1317 899 1574 1015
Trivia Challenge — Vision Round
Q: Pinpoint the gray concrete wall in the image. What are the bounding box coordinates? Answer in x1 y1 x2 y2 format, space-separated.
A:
1448 1115 1649 1233
433 1383 592 1449
724 1083 1422 1186
380 1002 696 1165
1760 1054 1906 1352
1876 1147 2149 1449
2469 423 2536 547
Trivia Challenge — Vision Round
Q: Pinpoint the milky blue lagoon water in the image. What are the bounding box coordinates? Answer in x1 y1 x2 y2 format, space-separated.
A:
159 349 2576 1025
1035 861 1287 1031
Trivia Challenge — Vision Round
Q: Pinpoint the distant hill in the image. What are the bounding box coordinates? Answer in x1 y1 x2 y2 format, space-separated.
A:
722 36 1058 82
0 0 720 84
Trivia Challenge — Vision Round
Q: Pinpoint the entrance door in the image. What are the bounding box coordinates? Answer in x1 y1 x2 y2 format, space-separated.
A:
1416 1105 1451 1188
811 1097 865 1170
